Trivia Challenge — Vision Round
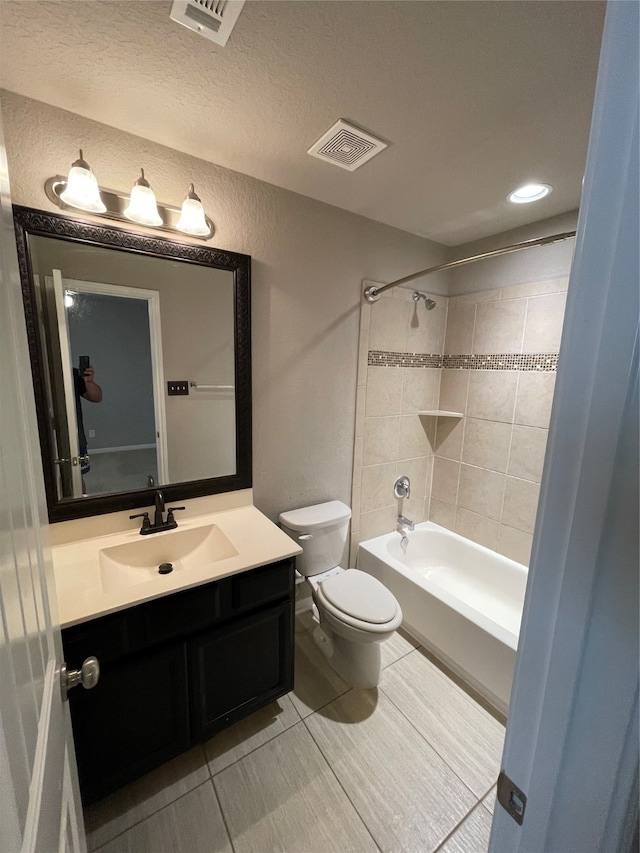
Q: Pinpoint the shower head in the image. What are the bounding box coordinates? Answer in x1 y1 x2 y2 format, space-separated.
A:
412 291 436 310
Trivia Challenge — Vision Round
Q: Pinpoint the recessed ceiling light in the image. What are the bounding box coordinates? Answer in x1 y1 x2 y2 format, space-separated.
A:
508 183 553 204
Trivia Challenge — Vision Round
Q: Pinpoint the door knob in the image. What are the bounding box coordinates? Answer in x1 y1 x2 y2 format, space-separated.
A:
71 455 90 467
61 656 100 701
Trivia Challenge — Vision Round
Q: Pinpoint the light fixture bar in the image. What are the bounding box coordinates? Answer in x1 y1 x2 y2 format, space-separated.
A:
45 176 215 241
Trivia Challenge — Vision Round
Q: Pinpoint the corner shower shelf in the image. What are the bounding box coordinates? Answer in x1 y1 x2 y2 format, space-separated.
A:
418 410 464 417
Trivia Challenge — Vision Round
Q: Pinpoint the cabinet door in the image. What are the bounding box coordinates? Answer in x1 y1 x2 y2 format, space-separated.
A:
69 642 190 804
190 602 293 741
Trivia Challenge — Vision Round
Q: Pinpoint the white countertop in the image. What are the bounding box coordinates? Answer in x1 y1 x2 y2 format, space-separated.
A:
53 504 302 628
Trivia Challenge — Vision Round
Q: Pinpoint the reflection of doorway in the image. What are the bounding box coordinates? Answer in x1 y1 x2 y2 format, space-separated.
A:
52 271 169 496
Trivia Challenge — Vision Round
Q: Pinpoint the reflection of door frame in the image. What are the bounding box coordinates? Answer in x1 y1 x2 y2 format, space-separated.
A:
55 274 170 485
53 270 83 498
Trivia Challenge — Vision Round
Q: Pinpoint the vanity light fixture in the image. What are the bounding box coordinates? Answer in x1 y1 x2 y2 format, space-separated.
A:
176 184 210 237
59 150 106 213
123 169 163 227
508 183 553 204
46 160 215 241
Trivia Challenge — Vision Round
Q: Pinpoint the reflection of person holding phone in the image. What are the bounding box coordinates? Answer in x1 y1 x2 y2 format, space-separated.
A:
73 357 102 493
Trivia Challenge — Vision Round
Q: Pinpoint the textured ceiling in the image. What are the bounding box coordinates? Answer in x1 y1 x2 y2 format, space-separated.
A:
0 1 605 245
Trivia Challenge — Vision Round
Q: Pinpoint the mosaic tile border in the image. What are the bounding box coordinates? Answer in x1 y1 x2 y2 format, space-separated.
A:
444 353 558 371
368 350 442 368
368 350 558 371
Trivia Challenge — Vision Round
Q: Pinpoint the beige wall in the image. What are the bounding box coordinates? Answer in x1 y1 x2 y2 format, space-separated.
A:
449 211 578 296
1 90 449 524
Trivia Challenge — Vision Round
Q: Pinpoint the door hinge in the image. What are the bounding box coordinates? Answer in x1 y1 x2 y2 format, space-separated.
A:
497 770 527 825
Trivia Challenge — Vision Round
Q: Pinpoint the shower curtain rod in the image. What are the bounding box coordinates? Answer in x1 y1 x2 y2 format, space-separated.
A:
363 230 576 302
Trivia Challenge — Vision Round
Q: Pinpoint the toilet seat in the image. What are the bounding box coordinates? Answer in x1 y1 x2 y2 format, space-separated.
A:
314 569 402 633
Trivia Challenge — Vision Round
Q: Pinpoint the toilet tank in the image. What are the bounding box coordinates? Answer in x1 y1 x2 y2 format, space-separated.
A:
279 501 351 577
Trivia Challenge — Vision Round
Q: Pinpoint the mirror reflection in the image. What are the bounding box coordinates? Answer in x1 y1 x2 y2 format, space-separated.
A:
28 234 236 501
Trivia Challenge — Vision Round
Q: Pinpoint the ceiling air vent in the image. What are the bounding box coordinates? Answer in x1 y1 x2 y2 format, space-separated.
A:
308 119 388 172
170 0 245 47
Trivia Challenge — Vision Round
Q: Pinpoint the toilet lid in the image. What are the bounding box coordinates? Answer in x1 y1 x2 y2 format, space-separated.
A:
318 570 397 624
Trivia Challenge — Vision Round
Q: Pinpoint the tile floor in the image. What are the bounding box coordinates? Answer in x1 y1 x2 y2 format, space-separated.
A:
85 612 504 853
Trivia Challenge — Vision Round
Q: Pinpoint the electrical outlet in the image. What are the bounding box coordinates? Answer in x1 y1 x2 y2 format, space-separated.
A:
88 429 95 438
167 381 189 396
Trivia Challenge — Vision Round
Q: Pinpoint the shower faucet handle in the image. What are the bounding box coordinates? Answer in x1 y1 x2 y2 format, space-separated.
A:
394 475 411 500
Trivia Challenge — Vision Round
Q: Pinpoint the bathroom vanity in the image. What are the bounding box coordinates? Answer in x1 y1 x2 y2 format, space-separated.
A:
52 505 301 805
13 207 304 806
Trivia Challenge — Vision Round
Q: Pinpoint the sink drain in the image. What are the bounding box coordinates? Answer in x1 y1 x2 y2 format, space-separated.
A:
158 563 173 575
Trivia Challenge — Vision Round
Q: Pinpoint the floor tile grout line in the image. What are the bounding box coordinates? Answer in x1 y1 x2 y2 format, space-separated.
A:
382 649 503 736
303 686 487 853
294 626 417 717
380 639 419 672
381 647 415 670
388 644 506 725
431 798 488 853
204 710 302 781
378 681 498 806
301 715 384 853
294 684 352 720
90 630 487 852
209 774 238 853
86 745 210 850
293 628 353 715
477 781 499 813
293 678 353 720
89 777 217 852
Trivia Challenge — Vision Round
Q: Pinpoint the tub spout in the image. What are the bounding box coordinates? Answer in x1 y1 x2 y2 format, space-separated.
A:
397 515 415 533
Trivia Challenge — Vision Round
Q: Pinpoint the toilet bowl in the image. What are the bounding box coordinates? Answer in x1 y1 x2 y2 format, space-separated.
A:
280 501 402 688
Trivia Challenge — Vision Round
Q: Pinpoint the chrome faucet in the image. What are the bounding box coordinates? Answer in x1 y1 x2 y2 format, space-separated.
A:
130 490 187 535
397 514 415 533
397 514 414 554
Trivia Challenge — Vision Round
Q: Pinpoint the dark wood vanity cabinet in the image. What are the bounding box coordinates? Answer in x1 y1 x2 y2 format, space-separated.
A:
62 558 295 805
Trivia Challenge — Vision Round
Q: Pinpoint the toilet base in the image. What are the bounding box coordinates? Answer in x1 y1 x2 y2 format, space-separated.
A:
312 622 382 689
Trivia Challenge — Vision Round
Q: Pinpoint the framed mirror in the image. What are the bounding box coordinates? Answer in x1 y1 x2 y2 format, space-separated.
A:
14 206 251 522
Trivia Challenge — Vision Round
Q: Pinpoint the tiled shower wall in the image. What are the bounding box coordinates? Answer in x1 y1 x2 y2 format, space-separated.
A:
352 277 568 566
430 278 568 565
351 285 447 563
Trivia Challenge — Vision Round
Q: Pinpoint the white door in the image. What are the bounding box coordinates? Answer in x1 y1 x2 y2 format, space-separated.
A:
490 2 639 851
0 117 87 850
52 274 169 488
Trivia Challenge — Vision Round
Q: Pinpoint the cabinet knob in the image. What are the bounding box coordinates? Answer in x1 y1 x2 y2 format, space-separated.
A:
61 656 100 701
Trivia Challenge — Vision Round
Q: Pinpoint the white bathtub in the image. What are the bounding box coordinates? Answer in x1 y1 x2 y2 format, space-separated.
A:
357 522 528 714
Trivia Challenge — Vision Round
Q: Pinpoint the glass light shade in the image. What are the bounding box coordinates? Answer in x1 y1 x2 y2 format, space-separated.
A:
123 171 163 226
508 183 552 204
60 151 106 213
176 185 210 236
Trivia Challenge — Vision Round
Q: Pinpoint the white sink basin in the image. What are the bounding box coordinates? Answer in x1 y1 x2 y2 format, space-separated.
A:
99 524 238 593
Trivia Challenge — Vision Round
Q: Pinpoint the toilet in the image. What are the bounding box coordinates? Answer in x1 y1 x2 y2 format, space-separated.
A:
279 500 402 688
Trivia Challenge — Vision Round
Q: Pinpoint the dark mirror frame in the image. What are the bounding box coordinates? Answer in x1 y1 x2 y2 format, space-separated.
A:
13 205 252 523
